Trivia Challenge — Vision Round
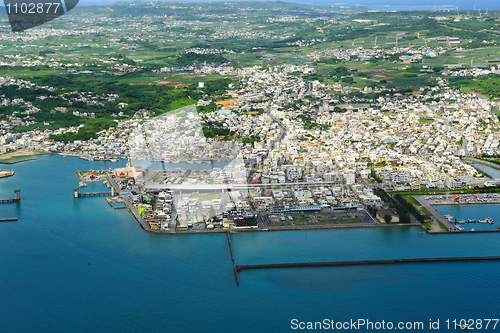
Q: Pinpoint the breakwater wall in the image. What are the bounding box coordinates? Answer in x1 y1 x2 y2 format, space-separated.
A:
235 256 500 273
227 231 235 262
0 218 17 222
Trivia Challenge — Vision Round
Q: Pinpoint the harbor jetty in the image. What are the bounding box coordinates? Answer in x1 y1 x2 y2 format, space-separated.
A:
0 189 20 203
234 256 500 284
233 266 240 286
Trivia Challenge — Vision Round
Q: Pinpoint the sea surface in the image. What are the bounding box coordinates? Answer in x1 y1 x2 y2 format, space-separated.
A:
1 155 500 332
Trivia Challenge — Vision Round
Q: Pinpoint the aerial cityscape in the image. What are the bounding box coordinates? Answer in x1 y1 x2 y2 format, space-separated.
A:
2 1 500 332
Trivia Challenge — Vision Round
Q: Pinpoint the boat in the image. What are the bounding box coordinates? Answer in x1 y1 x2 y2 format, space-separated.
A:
0 169 15 179
456 323 470 330
111 159 119 162
79 182 87 187
444 214 454 222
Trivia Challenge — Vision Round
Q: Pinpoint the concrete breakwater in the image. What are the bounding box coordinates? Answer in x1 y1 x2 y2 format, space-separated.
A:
227 231 235 262
235 256 500 273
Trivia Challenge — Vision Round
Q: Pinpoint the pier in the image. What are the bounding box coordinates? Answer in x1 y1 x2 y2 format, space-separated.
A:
234 256 500 284
76 191 113 197
0 189 20 203
73 186 113 198
456 218 493 224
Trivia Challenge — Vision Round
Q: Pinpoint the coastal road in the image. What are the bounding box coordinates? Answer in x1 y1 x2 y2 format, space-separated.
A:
414 196 458 231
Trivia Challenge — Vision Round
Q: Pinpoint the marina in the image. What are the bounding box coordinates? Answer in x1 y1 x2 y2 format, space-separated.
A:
435 204 500 231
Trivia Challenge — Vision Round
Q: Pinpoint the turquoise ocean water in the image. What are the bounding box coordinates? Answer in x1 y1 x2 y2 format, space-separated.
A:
1 155 500 332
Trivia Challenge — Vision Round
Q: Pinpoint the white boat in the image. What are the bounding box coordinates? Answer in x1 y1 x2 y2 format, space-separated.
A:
79 182 87 187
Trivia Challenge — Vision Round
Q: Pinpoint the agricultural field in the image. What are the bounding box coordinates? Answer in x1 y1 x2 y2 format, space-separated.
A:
1 1 500 138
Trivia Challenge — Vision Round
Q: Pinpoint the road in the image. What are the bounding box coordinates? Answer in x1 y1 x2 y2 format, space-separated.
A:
414 196 459 231
143 180 346 191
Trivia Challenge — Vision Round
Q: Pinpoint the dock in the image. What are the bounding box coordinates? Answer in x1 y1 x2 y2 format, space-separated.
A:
76 191 112 197
74 184 114 198
0 189 21 204
456 218 493 224
0 197 20 203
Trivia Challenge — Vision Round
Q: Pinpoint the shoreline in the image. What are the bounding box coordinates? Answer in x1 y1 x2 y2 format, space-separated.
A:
135 219 420 235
